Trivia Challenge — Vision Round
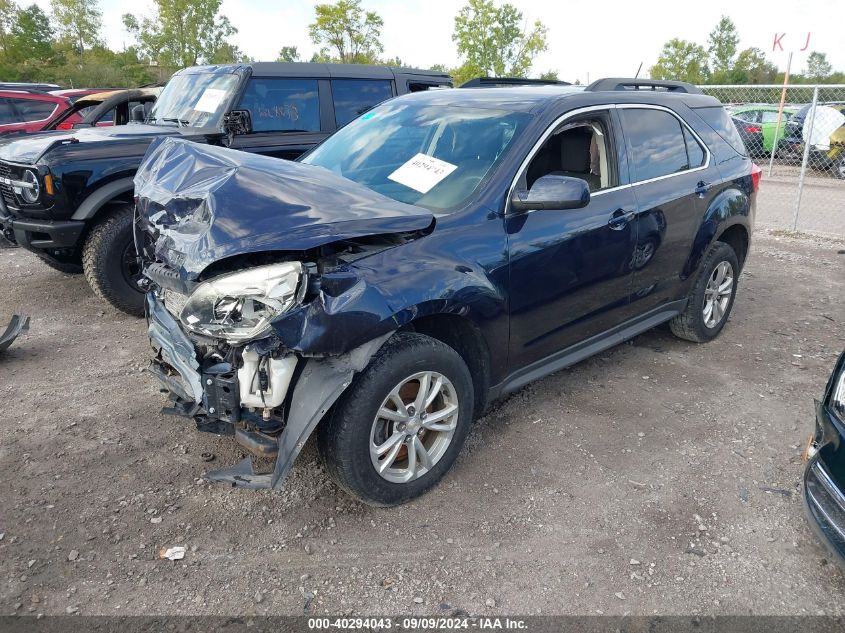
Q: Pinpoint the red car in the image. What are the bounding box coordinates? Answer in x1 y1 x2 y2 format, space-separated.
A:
0 88 106 134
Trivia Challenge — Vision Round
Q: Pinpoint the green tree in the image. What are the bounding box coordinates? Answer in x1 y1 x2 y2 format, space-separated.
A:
804 51 832 82
50 0 102 53
730 47 777 84
8 4 54 65
277 45 300 62
123 0 237 68
308 0 383 64
0 0 17 54
650 38 709 83
207 41 249 64
538 69 558 81
452 0 547 78
707 15 738 78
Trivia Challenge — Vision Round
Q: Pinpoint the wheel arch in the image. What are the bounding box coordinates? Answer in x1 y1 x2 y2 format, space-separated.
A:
684 186 752 279
70 177 135 222
399 312 492 417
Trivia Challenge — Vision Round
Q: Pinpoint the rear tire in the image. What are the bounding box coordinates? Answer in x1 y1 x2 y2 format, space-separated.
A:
317 333 474 506
36 255 82 274
82 204 144 317
670 241 739 343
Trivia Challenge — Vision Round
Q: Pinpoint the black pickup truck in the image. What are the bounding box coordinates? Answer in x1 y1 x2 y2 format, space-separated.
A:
0 62 451 315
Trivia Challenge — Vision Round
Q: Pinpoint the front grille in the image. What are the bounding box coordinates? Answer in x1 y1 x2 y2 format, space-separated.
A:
0 162 16 208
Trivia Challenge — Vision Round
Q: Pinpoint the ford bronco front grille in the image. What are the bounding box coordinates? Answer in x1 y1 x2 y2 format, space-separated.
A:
0 163 16 208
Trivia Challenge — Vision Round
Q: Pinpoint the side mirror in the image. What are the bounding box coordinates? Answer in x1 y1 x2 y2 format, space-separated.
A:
510 175 590 212
223 109 253 138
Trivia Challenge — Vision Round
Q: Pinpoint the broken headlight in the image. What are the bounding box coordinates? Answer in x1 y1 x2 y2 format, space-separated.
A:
180 262 305 342
833 364 845 422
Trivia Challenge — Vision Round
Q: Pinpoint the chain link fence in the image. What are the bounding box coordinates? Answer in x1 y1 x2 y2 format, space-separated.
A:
700 84 845 237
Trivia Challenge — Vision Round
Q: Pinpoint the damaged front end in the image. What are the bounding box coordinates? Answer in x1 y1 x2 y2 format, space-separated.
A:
135 137 434 489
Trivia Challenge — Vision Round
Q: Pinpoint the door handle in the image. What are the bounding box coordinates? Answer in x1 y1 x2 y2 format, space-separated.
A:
608 208 635 231
695 181 712 196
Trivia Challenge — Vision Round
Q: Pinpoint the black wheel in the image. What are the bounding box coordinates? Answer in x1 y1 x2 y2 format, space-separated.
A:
35 255 82 274
670 241 739 343
317 333 474 506
82 203 144 317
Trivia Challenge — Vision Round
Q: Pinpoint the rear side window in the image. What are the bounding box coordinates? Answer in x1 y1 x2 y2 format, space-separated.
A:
331 79 393 127
12 98 57 121
237 78 321 133
620 108 690 181
0 98 18 124
693 106 747 157
683 127 705 168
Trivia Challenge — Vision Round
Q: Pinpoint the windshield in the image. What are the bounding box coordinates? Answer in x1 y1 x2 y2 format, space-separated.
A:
302 102 532 211
148 72 239 128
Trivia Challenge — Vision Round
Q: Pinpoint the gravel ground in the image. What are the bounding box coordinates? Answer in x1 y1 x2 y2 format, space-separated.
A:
1 229 844 617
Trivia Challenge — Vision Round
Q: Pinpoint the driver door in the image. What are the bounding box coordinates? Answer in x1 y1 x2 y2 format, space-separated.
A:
506 108 641 371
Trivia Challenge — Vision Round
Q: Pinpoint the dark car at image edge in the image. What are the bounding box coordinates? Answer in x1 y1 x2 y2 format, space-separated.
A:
135 77 761 505
804 350 845 565
0 62 451 315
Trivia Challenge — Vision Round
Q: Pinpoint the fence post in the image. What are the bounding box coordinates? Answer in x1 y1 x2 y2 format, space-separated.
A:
792 86 819 231
768 52 792 178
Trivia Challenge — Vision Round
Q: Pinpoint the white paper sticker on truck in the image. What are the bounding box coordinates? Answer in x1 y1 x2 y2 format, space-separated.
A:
194 88 227 113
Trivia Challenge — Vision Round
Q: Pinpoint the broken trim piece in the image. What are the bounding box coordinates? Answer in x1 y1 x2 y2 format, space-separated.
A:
205 332 392 490
0 314 29 353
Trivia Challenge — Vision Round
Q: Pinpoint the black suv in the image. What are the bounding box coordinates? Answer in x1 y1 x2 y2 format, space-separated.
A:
0 62 450 315
137 78 760 505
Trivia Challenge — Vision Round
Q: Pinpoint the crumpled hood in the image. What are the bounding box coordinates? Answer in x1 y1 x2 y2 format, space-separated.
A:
135 137 435 279
0 124 176 164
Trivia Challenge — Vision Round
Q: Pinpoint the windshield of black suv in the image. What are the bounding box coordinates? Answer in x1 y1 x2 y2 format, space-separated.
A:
301 102 532 211
147 72 239 128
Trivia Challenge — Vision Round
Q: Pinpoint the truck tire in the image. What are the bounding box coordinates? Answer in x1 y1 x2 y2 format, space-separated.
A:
82 204 145 317
670 241 739 343
317 333 474 506
35 256 82 274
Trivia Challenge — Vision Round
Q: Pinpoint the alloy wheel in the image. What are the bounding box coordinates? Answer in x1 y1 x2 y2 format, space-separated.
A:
369 371 459 484
702 260 734 328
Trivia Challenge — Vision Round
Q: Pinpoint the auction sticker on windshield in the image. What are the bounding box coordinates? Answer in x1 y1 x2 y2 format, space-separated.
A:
194 88 227 113
388 153 457 193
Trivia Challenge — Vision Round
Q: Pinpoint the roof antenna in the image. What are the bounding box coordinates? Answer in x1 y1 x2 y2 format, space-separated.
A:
634 62 643 78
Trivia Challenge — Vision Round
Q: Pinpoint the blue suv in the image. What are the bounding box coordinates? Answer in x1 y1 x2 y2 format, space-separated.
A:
136 78 760 505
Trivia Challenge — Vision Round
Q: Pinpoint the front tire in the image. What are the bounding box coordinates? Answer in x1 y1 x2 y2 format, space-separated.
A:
317 333 474 506
670 241 739 343
82 204 145 317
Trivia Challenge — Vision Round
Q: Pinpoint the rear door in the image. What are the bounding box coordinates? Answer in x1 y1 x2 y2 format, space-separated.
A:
618 105 719 311
329 78 394 128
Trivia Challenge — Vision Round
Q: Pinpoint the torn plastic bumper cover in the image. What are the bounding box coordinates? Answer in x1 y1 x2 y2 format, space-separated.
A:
0 314 29 353
146 291 390 490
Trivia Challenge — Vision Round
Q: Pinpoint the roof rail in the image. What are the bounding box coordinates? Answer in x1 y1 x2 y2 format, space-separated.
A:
460 77 571 88
585 78 702 94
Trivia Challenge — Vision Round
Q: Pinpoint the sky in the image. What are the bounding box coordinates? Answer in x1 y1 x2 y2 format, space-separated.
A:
33 0 845 83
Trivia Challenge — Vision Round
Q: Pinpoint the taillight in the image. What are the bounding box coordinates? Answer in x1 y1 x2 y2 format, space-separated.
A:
745 126 762 133
751 163 762 193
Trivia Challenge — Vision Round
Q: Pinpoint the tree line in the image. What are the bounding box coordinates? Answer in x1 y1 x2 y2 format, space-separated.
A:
0 0 840 90
650 16 843 84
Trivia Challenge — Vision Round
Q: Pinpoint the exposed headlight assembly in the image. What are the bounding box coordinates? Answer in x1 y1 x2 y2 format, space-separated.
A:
20 170 39 203
832 365 845 422
179 262 306 342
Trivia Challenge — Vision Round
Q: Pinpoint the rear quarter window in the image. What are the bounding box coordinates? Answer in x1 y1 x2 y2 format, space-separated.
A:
692 106 747 157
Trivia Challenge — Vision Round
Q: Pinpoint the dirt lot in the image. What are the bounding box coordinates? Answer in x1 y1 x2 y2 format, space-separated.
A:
1 229 844 617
